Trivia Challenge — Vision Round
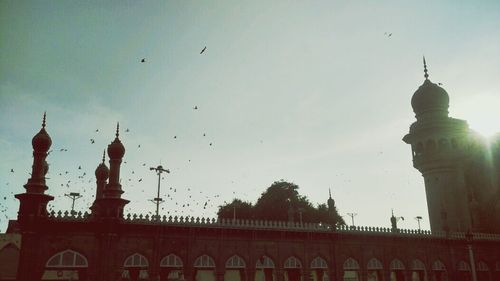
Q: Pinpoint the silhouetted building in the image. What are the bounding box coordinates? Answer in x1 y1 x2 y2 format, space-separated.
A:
403 58 500 234
2 64 500 281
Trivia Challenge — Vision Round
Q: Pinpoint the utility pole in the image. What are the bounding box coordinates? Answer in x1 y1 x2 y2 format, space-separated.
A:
64 192 82 215
149 165 170 221
415 216 423 231
347 212 357 227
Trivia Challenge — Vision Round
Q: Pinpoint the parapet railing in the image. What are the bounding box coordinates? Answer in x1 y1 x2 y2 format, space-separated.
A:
47 210 500 241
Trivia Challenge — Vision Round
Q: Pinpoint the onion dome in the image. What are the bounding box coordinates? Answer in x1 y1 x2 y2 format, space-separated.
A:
32 112 52 152
95 150 109 180
107 123 125 159
411 57 449 117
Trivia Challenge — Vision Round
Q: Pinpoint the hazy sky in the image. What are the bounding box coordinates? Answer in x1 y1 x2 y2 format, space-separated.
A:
1 1 500 232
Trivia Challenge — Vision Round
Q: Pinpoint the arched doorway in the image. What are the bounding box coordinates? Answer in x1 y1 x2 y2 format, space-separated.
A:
342 258 359 281
225 255 246 281
0 243 20 280
390 259 405 281
284 256 302 281
194 254 216 281
366 258 383 281
409 259 426 281
431 260 447 281
310 256 328 281
43 249 88 281
456 261 471 281
160 254 184 281
255 255 275 281
122 253 149 281
476 261 489 281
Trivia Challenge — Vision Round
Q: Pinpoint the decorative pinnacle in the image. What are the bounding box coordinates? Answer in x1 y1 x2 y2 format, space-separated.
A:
423 56 429 80
329 188 332 199
102 150 106 163
42 112 46 128
115 122 120 138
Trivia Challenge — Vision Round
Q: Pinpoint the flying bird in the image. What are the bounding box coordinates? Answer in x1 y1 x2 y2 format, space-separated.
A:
200 46 207 54
193 106 198 110
10 169 14 173
90 139 95 144
141 58 146 63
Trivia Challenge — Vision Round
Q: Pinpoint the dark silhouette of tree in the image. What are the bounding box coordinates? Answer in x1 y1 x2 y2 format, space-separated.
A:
217 180 345 226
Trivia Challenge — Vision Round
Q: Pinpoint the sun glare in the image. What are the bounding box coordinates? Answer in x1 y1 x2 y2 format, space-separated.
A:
452 94 500 138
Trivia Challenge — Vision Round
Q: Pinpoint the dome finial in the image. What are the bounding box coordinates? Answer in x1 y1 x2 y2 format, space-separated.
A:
102 149 106 163
115 122 120 138
423 56 429 80
42 111 46 128
329 188 332 199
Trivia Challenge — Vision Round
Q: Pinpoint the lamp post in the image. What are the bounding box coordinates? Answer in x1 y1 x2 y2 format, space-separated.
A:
347 213 357 228
415 216 422 231
64 192 82 215
149 165 170 221
465 231 478 281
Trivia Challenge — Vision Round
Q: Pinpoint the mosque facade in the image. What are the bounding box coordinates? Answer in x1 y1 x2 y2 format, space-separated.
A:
1 64 500 281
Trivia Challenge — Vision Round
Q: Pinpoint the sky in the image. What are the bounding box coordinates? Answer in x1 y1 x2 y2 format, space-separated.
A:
1 1 500 232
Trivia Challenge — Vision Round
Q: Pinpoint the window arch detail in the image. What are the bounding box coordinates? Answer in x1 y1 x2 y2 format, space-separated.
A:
477 261 489 272
160 254 183 267
432 260 446 271
367 258 383 270
343 258 360 270
46 249 88 268
390 259 405 270
256 256 275 268
226 255 246 268
310 257 328 269
411 259 425 271
284 256 302 268
194 255 215 268
124 253 149 268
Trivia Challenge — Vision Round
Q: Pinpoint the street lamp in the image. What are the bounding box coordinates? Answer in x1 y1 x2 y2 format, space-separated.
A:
149 165 170 221
465 231 478 281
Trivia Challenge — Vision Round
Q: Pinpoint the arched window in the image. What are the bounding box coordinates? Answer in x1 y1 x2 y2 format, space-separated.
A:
343 258 359 270
411 259 425 271
256 256 275 268
44 249 88 281
160 254 183 267
432 260 446 271
256 256 275 281
415 142 424 156
124 253 149 268
46 249 88 268
226 255 246 268
160 254 183 281
367 258 383 270
410 259 426 281
476 261 490 281
284 256 302 268
194 254 215 268
343 258 359 281
310 257 328 269
390 259 405 270
390 259 405 281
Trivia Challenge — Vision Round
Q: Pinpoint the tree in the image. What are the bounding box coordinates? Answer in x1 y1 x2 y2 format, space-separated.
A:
217 180 345 226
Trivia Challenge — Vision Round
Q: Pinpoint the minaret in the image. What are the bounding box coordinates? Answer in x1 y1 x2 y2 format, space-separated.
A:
403 58 472 232
90 150 109 217
327 189 338 226
15 112 54 225
94 123 129 219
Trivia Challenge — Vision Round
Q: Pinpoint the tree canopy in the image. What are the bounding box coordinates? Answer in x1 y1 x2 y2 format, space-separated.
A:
217 180 345 226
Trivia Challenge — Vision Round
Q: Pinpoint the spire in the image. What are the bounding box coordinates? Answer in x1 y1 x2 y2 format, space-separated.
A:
102 150 106 163
115 122 119 138
42 112 46 128
423 56 429 80
329 188 332 199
